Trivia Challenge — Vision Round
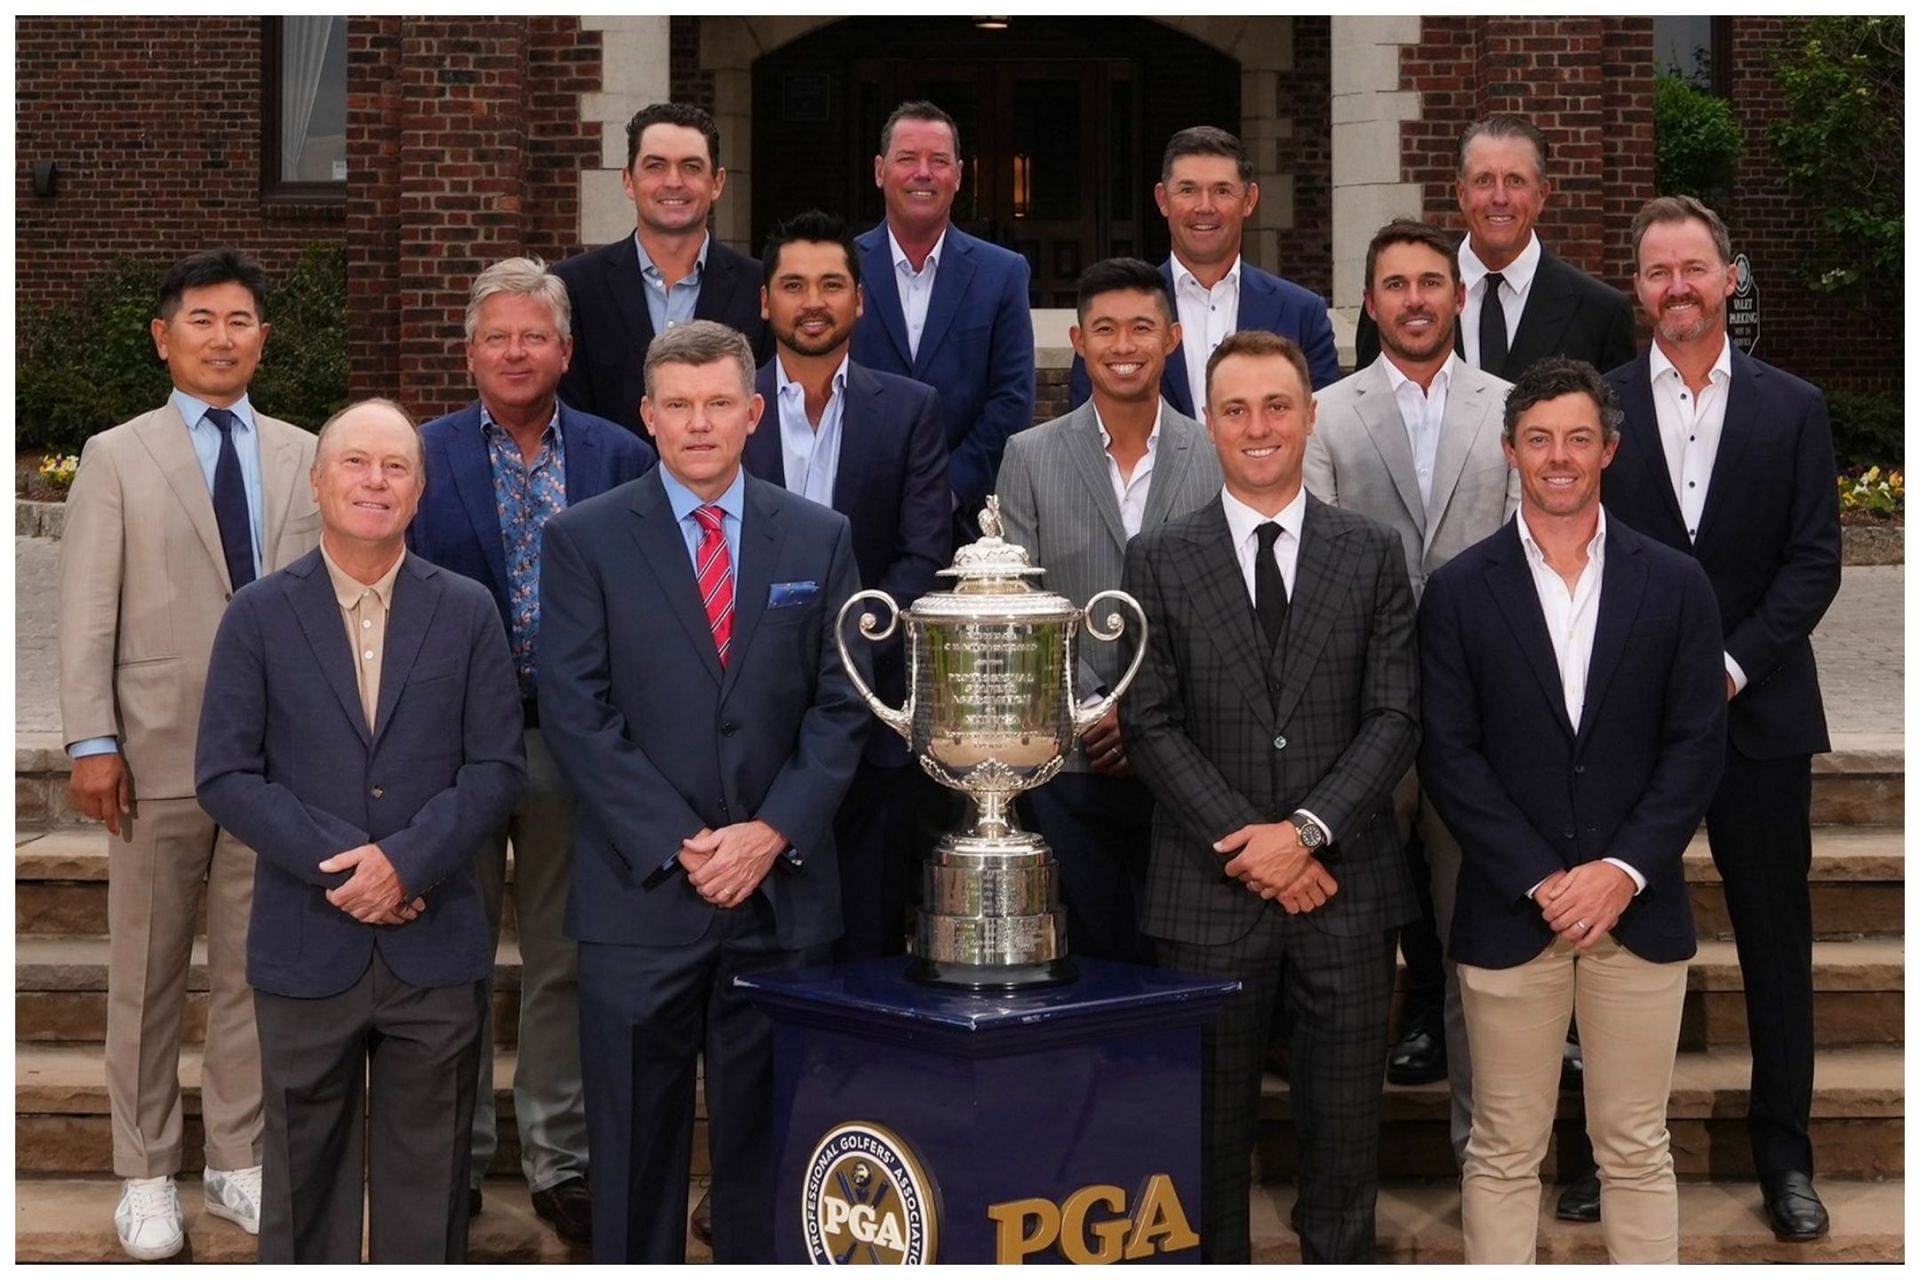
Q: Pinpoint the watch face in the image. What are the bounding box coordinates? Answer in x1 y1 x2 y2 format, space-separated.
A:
1295 817 1323 847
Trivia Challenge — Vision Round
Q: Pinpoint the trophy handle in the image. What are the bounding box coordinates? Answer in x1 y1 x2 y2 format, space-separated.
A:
1070 589 1150 736
835 589 914 742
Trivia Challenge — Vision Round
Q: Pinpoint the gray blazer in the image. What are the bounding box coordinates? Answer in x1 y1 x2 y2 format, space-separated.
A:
997 400 1222 769
1304 356 1518 599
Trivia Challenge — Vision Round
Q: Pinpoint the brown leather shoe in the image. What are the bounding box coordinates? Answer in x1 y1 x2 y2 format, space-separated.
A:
690 1188 714 1247
531 1176 592 1246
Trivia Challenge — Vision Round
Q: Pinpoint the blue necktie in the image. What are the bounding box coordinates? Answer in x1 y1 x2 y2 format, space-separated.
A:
203 407 256 590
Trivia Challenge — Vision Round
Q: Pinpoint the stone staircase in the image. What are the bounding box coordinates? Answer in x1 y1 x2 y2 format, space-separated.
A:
15 731 1903 1262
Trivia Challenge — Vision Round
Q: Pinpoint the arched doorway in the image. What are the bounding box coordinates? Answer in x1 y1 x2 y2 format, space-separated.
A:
751 17 1241 307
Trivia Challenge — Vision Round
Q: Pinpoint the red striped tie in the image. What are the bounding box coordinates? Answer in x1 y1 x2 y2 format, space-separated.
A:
693 504 734 666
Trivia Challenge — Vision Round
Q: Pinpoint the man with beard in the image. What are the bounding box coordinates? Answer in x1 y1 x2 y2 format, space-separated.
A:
744 209 951 961
1304 218 1517 1164
1602 195 1842 1244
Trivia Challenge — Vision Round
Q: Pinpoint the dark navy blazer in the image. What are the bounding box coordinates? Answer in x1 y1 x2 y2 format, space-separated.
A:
196 550 527 998
538 468 871 950
1068 258 1343 415
745 358 951 766
1418 517 1726 969
850 222 1035 517
1602 347 1842 760
409 400 656 641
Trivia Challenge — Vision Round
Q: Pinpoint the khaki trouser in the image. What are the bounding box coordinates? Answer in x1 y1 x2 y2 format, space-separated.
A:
1459 934 1688 1264
106 795 262 1176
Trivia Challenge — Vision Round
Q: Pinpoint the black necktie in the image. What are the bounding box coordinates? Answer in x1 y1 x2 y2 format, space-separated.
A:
204 407 256 591
1479 271 1510 378
1254 521 1289 653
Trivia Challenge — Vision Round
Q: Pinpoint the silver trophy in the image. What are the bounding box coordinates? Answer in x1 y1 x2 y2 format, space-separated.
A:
835 496 1148 988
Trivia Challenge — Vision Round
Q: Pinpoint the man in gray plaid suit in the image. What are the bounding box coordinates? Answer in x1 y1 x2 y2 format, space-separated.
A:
999 258 1222 963
1121 329 1420 1263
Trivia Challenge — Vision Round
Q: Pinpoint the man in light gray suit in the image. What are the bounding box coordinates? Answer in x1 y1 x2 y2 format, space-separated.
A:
999 258 1223 962
1305 218 1517 1158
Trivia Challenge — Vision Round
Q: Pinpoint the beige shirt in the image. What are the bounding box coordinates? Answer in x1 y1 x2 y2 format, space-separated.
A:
320 541 405 733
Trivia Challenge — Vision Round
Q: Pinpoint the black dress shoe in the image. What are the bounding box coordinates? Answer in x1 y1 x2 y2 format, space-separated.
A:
532 1177 593 1246
1555 1171 1601 1223
1386 1025 1447 1086
1560 1035 1585 1091
468 1186 483 1219
1763 1172 1830 1242
690 1188 714 1247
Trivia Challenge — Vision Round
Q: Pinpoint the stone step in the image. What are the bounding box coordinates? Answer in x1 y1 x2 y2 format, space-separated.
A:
16 730 1903 831
11 1174 1900 1264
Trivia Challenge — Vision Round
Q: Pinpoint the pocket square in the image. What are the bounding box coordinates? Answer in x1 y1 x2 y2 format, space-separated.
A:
768 580 819 608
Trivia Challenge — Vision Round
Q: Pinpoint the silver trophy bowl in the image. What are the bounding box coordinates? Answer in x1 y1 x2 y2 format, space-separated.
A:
835 496 1147 988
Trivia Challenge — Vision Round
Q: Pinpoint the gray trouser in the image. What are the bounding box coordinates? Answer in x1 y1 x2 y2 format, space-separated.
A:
469 727 590 1191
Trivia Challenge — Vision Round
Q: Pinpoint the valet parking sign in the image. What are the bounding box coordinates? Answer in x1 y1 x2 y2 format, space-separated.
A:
1728 252 1759 356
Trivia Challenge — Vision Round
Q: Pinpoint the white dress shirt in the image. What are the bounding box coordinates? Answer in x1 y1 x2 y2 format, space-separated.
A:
775 354 850 507
1172 253 1242 407
1092 402 1163 539
1516 508 1646 894
888 225 948 362
1459 232 1542 369
1381 353 1458 513
1647 337 1745 691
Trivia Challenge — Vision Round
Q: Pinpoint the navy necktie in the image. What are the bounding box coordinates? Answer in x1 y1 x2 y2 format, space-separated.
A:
203 407 256 590
1479 271 1510 378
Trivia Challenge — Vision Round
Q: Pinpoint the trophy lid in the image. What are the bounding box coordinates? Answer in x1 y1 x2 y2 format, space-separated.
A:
914 496 1080 619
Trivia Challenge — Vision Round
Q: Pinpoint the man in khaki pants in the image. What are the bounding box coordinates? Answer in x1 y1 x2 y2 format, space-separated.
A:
59 249 320 1259
1416 358 1725 1263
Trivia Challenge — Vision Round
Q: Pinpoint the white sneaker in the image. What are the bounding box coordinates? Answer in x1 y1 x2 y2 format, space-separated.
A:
115 1175 185 1260
203 1164 263 1236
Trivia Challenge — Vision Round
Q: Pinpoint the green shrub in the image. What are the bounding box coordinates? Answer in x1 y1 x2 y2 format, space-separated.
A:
1825 387 1902 471
1654 74 1742 202
16 244 348 453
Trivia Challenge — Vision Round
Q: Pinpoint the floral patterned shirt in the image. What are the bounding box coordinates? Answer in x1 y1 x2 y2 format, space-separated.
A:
482 405 567 699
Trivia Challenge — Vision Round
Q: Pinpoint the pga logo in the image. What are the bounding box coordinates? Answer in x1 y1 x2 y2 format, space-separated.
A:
802 1122 939 1264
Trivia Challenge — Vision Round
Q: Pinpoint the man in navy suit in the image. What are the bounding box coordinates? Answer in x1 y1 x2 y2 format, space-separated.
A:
1070 125 1341 413
1419 358 1725 1262
745 210 950 960
539 320 869 1262
556 103 769 433
196 400 527 1262
850 99 1034 538
1602 196 1842 1242
409 257 656 1243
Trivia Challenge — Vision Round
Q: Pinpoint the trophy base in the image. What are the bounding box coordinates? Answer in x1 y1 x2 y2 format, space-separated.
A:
906 954 1078 990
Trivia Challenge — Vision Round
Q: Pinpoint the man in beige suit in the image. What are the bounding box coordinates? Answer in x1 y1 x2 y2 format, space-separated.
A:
1303 218 1517 1166
59 249 321 1260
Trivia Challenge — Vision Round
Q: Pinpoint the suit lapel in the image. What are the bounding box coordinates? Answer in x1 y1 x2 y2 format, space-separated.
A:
721 478 781 699
1064 408 1130 554
1182 500 1274 722
1140 406 1198 531
448 411 512 602
1422 368 1494 551
913 232 976 377
1269 499 1361 729
1574 531 1645 752
603 236 655 355
630 472 724 686
860 228 914 369
370 557 441 749
1157 260 1198 417
1236 265 1281 329
1508 251 1577 373
135 404 232 590
1353 365 1427 537
1694 348 1757 552
288 559 373 745
256 418 305 572
560 405 602 505
829 364 879 513
693 241 743 324
745 364 789 488
1615 355 1687 532
1484 524 1576 741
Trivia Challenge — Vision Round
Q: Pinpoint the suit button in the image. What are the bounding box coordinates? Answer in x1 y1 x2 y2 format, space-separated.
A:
720 801 730 814
721 721 738 737
1272 735 1287 750
1562 828 1575 840
1573 764 1586 775
371 786 385 799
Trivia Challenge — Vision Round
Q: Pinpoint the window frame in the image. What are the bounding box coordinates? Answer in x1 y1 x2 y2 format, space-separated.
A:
261 15 348 205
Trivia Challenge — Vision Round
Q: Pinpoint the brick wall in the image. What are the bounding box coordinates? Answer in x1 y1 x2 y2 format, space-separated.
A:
669 17 715 114
1722 20 1899 396
1276 17 1333 301
1399 17 1655 289
16 19 344 318
346 18 602 419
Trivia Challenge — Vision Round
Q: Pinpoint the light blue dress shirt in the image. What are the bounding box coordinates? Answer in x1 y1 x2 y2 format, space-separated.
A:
659 463 744 573
633 231 711 338
776 356 849 508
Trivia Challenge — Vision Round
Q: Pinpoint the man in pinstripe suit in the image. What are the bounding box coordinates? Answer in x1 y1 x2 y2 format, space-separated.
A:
999 258 1223 963
1121 330 1420 1262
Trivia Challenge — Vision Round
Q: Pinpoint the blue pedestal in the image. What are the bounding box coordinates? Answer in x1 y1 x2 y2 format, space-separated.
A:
740 957 1236 1264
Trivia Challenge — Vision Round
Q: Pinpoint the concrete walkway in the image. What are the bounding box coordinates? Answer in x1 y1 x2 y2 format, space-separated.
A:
13 534 1905 740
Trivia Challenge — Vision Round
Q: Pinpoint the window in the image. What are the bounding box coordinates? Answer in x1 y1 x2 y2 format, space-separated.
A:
263 16 347 200
1653 16 1731 96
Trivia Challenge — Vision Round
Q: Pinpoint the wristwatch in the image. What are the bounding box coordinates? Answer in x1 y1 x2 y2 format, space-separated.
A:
1290 812 1328 849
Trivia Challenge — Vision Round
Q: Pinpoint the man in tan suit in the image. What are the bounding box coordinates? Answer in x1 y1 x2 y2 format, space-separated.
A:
59 249 321 1260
